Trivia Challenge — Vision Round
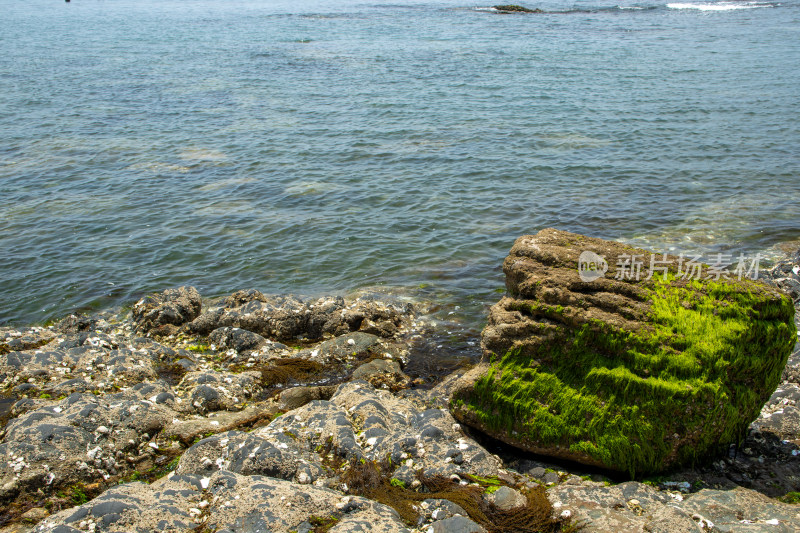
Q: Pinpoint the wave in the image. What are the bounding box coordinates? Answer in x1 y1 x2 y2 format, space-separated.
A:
666 1 777 9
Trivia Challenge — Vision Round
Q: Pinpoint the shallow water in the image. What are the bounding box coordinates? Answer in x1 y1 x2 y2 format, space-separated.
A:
1 0 799 328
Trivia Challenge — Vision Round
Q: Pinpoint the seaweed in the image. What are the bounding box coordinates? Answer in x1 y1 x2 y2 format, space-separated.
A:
340 456 575 532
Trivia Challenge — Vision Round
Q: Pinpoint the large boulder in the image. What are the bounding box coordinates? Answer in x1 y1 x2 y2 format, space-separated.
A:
451 229 796 475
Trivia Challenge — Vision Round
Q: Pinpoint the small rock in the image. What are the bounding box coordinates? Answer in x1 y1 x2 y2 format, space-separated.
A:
21 507 49 521
428 515 487 533
487 486 526 511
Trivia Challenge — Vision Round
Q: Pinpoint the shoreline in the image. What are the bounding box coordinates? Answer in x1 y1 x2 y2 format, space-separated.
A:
0 246 798 531
3 235 799 333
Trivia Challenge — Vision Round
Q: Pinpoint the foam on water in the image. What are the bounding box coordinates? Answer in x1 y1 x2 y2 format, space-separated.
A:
667 1 776 10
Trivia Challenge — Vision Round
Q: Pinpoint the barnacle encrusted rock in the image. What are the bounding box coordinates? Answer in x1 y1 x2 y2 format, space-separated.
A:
451 228 796 475
131 285 202 334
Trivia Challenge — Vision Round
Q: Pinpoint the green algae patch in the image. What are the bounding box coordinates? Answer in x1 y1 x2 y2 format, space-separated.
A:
454 274 796 476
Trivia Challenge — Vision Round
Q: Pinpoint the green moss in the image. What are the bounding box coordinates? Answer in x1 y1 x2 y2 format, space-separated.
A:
389 478 407 489
308 515 339 532
780 492 800 504
458 275 796 476
186 344 210 353
466 474 502 486
58 484 88 506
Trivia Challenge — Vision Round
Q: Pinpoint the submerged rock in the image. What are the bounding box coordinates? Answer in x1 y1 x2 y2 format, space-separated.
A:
451 229 796 475
493 5 543 14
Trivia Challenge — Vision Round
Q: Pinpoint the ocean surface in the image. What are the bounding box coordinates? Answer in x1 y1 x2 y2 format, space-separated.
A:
1 0 799 329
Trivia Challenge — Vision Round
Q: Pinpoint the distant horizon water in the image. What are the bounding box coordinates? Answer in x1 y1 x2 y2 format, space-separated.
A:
1 0 799 328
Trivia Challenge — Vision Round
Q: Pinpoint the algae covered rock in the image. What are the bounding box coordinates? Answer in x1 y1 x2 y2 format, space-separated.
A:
451 228 796 475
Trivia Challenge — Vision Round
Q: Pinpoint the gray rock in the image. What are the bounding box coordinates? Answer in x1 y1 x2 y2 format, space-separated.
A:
351 358 410 390
543 471 560 485
207 471 410 533
548 480 800 533
0 382 177 505
486 485 526 511
428 515 486 533
161 401 280 446
175 430 324 483
548 481 673 532
528 466 547 480
0 327 56 353
185 294 415 342
222 289 269 308
176 371 261 414
131 286 201 334
259 381 502 482
208 327 268 354
278 385 337 411
421 499 469 522
643 505 702 533
298 331 405 364
1 336 163 395
32 475 203 532
680 487 800 532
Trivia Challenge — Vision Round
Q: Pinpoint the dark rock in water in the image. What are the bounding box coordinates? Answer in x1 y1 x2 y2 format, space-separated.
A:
493 5 543 14
185 294 415 341
451 228 796 475
131 286 201 334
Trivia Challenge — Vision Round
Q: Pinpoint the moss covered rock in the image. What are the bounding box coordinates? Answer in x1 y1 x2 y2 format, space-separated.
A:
451 229 796 475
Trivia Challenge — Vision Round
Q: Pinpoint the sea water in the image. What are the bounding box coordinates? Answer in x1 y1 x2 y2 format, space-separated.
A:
1 0 798 327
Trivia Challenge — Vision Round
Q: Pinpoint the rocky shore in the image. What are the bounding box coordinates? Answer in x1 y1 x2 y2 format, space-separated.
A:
0 235 798 532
